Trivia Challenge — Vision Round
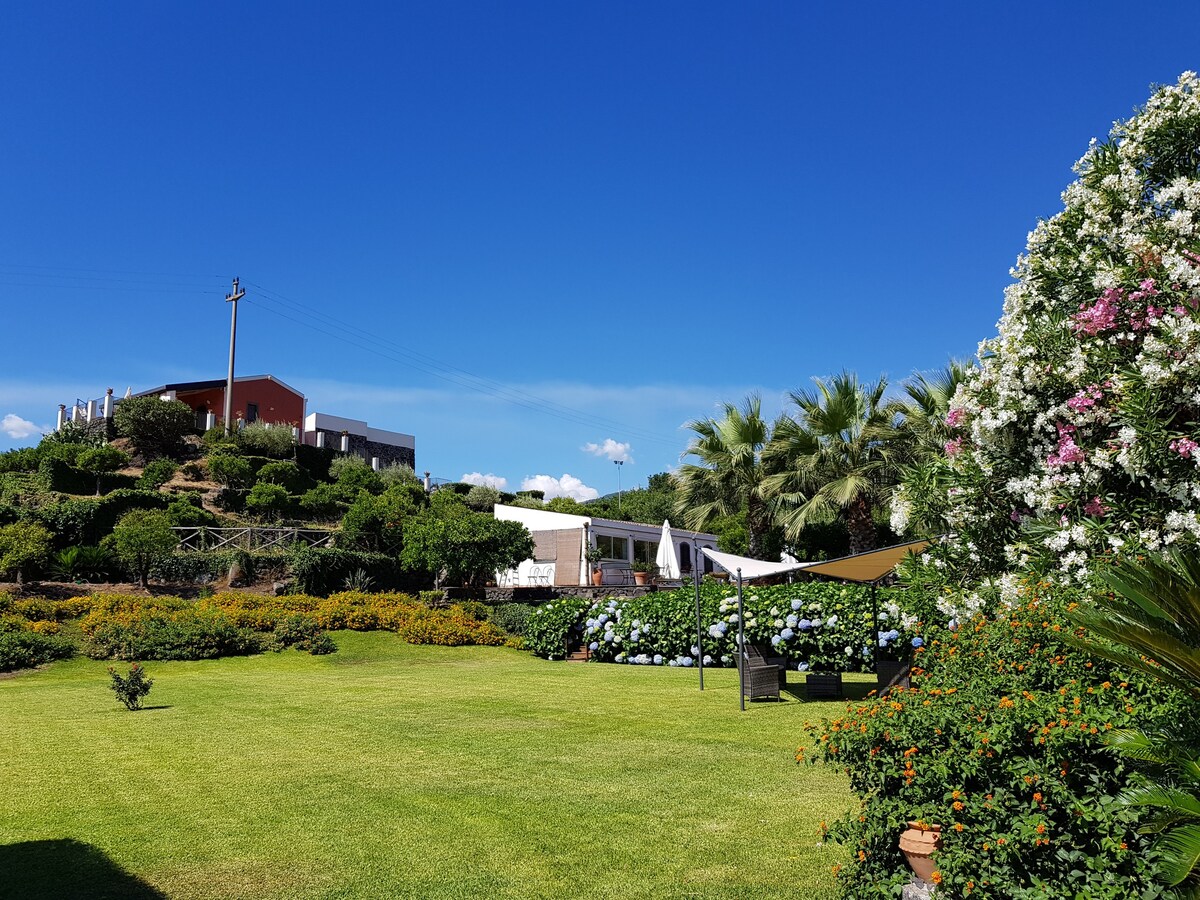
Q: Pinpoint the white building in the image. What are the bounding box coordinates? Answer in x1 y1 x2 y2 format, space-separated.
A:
302 412 416 470
494 504 719 587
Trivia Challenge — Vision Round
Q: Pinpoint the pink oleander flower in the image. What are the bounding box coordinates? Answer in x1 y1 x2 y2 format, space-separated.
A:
944 438 964 457
1066 385 1103 413
1047 433 1085 468
945 407 965 428
1083 496 1108 517
1169 437 1199 459
1072 288 1123 336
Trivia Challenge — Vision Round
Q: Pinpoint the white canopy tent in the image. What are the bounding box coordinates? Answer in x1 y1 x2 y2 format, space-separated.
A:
699 539 933 711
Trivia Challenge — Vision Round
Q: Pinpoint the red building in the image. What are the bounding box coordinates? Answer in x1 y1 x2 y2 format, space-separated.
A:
134 375 306 430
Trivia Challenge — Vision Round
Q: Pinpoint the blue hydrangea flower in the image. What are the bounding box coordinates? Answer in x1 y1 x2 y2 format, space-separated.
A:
770 635 781 647
912 637 925 648
604 633 614 642
690 645 700 656
630 630 641 641
653 654 663 665
681 657 694 667
703 655 713 665
781 627 794 640
797 662 810 671
791 599 803 611
588 641 598 651
798 618 812 630
786 614 798 628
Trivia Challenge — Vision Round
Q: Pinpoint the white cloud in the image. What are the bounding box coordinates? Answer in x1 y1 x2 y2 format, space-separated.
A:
461 472 509 490
583 438 633 463
1 414 46 440
521 473 600 502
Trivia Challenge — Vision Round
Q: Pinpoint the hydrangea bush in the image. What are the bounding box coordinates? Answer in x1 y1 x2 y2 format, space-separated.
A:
525 582 932 671
894 73 1200 595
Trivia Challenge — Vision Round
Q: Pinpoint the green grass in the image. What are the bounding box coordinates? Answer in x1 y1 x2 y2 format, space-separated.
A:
1 633 855 899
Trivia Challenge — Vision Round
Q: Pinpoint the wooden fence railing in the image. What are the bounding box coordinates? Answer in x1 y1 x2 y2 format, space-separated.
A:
172 527 338 553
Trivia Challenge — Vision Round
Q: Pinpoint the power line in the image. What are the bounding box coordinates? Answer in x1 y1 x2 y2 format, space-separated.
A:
242 280 684 448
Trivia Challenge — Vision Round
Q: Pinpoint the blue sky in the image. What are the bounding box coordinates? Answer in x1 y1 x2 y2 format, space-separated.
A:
2 2 1198 500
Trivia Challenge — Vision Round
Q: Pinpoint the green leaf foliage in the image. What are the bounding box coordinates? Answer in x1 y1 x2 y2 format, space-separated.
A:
110 509 179 586
112 397 195 459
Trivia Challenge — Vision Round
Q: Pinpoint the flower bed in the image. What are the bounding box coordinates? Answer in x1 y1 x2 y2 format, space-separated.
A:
799 582 1191 897
525 581 934 670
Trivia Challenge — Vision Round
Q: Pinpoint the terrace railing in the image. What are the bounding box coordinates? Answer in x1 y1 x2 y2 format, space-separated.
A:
172 526 338 553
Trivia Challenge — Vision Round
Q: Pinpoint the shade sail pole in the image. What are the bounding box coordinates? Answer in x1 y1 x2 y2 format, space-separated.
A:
736 568 745 712
693 541 704 691
871 581 879 671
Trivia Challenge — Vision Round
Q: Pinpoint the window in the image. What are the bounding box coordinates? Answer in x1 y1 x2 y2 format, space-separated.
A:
594 534 628 560
633 540 657 566
246 402 259 423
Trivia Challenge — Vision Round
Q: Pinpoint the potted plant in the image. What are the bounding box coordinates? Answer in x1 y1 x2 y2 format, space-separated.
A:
630 560 655 585
586 546 603 586
898 820 942 883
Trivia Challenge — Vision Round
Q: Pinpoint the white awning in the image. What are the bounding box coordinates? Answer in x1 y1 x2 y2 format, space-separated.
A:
700 538 932 584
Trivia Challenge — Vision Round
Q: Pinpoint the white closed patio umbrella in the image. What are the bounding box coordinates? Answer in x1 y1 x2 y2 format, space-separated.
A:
655 519 681 579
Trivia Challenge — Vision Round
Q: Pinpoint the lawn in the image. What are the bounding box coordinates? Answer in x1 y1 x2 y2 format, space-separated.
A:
1 633 854 899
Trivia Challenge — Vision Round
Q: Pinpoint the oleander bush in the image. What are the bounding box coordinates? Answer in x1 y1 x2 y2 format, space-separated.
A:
893 73 1200 590
800 581 1192 899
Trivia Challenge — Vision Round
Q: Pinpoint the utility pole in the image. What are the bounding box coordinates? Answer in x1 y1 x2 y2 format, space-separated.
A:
614 460 624 515
223 277 245 435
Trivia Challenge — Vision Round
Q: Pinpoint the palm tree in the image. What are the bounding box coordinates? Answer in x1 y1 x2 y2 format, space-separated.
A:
673 395 774 558
1068 550 1200 895
888 361 973 538
892 361 972 463
763 372 901 556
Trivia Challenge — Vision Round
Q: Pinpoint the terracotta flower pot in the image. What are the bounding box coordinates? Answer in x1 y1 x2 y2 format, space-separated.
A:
899 821 942 883
633 571 649 585
591 569 603 586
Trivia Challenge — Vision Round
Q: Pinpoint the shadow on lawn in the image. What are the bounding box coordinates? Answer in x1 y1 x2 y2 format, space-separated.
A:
780 679 876 703
0 838 166 900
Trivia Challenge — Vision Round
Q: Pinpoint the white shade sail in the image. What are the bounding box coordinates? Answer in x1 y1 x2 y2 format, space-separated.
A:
700 538 932 584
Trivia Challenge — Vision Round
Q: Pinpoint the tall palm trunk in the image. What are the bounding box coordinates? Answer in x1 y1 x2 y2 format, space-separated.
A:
747 496 768 559
845 498 876 556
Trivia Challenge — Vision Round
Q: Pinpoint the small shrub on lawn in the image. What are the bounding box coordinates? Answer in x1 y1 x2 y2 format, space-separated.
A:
108 662 153 710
